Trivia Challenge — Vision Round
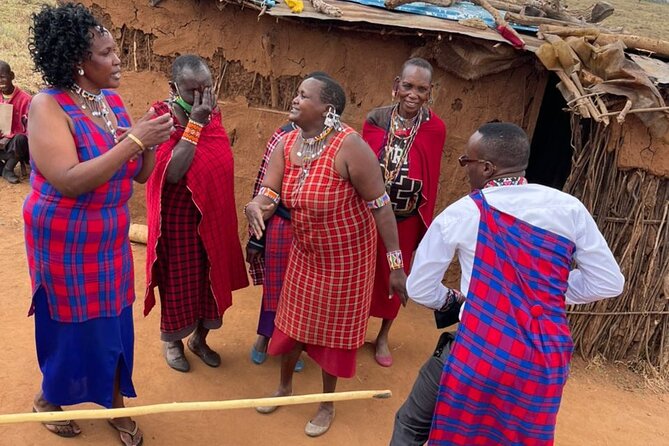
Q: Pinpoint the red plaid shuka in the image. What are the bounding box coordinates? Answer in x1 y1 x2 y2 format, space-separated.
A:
145 102 248 319
248 123 295 285
153 180 219 333
24 89 138 322
274 126 376 350
363 109 446 320
262 215 292 312
429 189 576 445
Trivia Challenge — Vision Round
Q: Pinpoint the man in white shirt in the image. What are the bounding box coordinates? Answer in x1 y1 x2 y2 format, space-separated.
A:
390 122 624 445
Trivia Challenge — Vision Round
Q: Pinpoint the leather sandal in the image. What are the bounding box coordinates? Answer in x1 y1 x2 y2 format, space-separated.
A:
32 406 81 437
108 420 143 446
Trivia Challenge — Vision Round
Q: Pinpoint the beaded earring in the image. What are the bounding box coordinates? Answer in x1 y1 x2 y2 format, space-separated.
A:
77 67 85 76
324 106 342 131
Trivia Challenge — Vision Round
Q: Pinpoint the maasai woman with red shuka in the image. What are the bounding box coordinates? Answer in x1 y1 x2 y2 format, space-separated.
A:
245 74 408 437
145 55 248 373
362 58 446 367
24 4 172 443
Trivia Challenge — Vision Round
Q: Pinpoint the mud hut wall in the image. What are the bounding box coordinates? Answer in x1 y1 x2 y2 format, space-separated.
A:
86 0 547 240
612 115 669 178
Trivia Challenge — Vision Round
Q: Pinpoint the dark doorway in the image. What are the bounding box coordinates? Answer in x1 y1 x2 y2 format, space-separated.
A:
525 72 573 189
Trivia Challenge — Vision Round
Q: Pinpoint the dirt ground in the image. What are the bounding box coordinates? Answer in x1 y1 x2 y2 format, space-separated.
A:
0 180 667 446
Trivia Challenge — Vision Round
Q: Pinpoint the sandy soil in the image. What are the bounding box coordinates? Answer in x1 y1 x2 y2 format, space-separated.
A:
0 180 667 446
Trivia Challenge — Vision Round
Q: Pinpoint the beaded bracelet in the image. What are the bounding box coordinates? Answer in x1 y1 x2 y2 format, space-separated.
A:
367 192 390 209
181 119 203 145
259 186 280 205
386 250 404 271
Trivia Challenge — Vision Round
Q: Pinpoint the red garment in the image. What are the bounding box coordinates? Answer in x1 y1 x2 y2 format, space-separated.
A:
145 102 248 317
363 109 446 319
0 86 31 137
269 327 356 378
369 215 424 319
274 126 376 351
154 182 220 337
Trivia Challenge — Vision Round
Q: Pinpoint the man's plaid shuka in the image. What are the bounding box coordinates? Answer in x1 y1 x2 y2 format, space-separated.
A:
429 190 576 446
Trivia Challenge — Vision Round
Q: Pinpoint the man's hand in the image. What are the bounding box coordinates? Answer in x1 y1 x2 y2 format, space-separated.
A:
389 269 408 307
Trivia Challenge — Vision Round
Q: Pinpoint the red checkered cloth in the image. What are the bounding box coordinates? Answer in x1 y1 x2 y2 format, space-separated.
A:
429 190 576 445
363 109 446 320
273 126 376 350
145 102 248 318
247 123 295 285
262 215 292 312
153 180 220 335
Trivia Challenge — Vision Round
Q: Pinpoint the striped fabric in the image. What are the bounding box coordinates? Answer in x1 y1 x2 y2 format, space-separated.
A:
274 126 376 350
262 214 292 312
155 181 219 335
248 123 295 284
429 190 576 445
24 89 138 322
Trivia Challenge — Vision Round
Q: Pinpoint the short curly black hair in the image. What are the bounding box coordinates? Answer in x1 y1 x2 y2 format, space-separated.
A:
29 3 103 89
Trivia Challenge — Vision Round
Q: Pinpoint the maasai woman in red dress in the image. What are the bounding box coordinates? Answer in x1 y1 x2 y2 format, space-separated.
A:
245 74 408 437
362 58 446 367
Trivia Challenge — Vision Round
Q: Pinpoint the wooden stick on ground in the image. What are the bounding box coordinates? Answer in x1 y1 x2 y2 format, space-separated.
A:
0 390 392 425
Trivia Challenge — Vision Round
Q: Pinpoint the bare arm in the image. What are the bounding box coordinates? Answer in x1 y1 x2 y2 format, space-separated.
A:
28 94 173 197
165 88 216 184
245 138 286 239
337 133 408 304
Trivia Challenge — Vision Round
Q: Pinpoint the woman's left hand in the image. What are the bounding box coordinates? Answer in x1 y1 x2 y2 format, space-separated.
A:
389 269 408 307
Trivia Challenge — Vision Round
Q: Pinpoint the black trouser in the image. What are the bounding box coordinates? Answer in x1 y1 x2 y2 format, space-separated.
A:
390 332 454 446
1 134 29 178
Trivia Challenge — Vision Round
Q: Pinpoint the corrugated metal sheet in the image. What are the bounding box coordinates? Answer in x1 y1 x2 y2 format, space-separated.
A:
251 0 544 51
345 0 536 32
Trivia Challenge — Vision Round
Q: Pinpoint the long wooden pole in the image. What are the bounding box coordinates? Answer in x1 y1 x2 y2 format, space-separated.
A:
0 390 392 425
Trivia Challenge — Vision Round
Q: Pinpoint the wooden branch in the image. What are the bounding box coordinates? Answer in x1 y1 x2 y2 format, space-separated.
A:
506 12 589 28
0 390 392 425
129 224 147 245
599 105 669 117
595 34 669 59
473 0 526 47
538 24 601 38
616 99 633 124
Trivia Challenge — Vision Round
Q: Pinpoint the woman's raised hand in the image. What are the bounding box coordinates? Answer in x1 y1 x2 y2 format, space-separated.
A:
128 107 174 148
190 87 215 125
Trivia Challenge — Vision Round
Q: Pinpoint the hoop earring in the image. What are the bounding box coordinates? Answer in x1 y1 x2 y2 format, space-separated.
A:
77 67 85 76
324 107 342 131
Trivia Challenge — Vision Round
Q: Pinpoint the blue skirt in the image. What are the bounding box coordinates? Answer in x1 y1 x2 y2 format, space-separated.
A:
34 287 137 408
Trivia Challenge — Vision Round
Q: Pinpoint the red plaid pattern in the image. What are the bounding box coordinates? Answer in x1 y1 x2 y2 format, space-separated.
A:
274 126 376 350
145 102 248 318
24 89 138 322
248 123 295 284
262 215 292 312
155 182 219 333
429 190 576 445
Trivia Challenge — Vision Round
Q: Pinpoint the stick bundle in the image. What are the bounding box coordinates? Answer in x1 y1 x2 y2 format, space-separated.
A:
564 117 669 374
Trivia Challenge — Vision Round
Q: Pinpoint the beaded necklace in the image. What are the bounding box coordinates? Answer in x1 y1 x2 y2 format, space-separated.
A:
484 176 528 188
71 83 117 142
295 125 333 189
381 104 423 187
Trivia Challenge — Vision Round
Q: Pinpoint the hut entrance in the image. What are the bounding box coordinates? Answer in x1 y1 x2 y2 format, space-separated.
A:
526 73 573 189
